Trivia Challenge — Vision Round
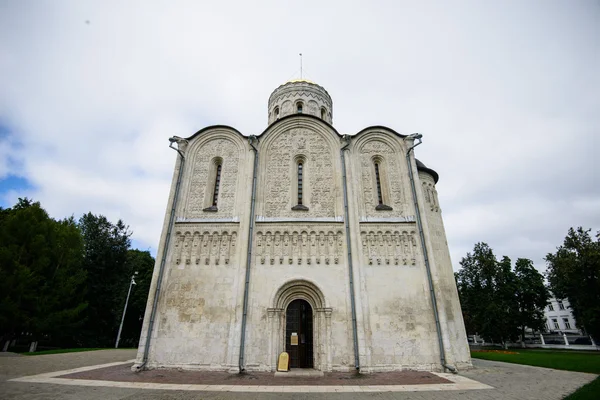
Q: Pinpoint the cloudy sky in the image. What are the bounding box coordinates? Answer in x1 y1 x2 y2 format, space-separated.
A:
0 1 598 272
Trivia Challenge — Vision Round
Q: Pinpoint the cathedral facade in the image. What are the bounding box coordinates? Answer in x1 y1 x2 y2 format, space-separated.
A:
133 80 471 373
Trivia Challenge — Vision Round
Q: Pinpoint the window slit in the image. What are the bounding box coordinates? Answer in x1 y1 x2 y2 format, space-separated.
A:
374 162 383 205
212 164 222 206
298 162 303 205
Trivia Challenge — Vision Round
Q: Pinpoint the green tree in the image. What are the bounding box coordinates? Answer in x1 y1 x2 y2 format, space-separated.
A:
78 213 131 346
0 199 87 348
456 243 519 347
116 249 155 347
514 258 549 341
546 227 600 342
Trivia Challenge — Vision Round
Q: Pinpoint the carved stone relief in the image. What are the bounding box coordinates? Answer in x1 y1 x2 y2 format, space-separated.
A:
421 181 440 212
359 140 405 217
185 138 240 219
263 128 336 218
255 227 344 265
173 225 238 266
360 226 417 266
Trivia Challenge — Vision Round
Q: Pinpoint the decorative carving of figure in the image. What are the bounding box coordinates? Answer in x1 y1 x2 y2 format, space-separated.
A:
326 232 334 265
221 232 230 265
402 232 409 265
367 232 375 265
275 232 282 264
291 232 298 264
184 233 192 265
204 233 212 265
212 232 220 265
308 232 316 265
411 232 417 265
361 231 368 264
317 232 325 264
174 232 183 264
393 232 401 265
433 187 440 212
385 232 393 265
283 232 290 264
192 232 201 265
266 232 274 265
336 231 343 264
376 232 384 265
300 231 308 264
257 232 264 264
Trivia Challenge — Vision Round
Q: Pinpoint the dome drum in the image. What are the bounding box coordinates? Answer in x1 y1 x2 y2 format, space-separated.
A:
268 80 333 125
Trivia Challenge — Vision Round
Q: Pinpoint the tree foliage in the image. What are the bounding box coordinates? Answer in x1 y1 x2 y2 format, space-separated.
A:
514 258 549 339
0 199 87 346
78 213 132 346
456 242 548 346
546 227 600 342
0 198 155 350
117 249 155 347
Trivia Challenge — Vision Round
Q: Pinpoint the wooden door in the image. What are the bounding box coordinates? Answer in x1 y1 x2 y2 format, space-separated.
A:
285 299 313 368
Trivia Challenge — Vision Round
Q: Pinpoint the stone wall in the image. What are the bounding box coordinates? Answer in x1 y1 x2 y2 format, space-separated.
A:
134 115 471 373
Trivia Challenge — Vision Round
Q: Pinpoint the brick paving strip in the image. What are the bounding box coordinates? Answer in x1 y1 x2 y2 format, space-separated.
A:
9 360 493 392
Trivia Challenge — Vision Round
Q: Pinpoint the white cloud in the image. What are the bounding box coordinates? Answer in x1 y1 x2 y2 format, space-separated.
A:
0 0 598 268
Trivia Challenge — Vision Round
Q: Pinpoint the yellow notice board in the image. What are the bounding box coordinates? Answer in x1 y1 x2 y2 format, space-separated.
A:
291 332 298 345
277 352 289 372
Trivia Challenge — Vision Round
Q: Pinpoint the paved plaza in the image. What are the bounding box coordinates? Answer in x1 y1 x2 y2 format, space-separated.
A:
0 349 597 399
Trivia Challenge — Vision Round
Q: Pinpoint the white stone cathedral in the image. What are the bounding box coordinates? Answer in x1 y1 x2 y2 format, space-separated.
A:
133 79 471 373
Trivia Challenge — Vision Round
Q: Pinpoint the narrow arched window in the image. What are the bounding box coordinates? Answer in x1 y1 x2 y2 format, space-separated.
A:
374 162 383 205
373 159 393 211
274 106 280 119
321 107 326 119
212 164 222 206
292 157 309 211
203 158 223 212
296 102 303 113
297 162 303 204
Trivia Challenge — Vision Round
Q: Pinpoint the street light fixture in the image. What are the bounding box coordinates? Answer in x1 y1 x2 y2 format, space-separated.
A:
115 271 138 349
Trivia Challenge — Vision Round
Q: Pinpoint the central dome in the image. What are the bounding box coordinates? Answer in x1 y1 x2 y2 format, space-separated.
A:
267 80 333 125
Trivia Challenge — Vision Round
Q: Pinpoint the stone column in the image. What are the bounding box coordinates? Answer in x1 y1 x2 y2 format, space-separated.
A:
267 308 283 371
563 333 569 346
540 333 545 345
324 308 333 371
314 310 322 370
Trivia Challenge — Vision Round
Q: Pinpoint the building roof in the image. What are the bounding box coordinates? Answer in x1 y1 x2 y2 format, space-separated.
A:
286 78 316 84
415 159 439 183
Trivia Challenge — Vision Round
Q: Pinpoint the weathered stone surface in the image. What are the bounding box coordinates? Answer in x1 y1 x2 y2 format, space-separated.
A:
134 80 471 373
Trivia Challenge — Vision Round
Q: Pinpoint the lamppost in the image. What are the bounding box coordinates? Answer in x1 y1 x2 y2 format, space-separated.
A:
115 272 138 349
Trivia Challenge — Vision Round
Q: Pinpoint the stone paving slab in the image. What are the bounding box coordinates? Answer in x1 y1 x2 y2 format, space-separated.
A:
59 363 453 386
1 350 597 399
9 359 491 392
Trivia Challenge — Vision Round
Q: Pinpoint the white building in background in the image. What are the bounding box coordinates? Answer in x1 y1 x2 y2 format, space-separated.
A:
544 297 580 334
133 79 471 373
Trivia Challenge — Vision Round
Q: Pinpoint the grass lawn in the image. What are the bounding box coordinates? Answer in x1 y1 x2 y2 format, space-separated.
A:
563 377 600 400
471 349 600 400
471 348 600 374
22 348 105 356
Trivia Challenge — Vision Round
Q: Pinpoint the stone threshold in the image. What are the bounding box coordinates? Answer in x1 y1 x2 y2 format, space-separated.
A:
275 369 324 377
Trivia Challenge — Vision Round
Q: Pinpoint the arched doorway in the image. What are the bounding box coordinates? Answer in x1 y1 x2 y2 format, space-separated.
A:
268 279 332 371
285 299 313 368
